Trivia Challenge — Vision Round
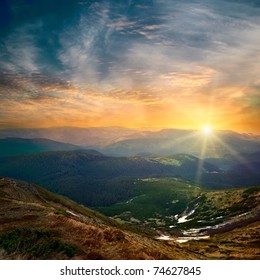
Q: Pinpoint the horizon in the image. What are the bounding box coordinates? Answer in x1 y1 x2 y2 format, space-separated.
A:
0 125 260 141
0 125 259 136
0 1 260 133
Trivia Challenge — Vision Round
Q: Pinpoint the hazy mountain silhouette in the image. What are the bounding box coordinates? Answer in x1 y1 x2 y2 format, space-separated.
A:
0 138 87 157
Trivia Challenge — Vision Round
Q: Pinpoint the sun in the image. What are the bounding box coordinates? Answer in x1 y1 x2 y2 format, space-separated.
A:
202 125 213 136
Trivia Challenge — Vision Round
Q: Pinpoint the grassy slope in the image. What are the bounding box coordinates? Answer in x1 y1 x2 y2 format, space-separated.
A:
97 178 200 224
1 150 259 212
1 177 259 260
177 221 260 260
97 178 260 259
97 178 260 232
0 177 201 260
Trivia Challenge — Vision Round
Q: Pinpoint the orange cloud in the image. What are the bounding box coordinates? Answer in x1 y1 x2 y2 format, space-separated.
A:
0 69 259 134
160 67 216 88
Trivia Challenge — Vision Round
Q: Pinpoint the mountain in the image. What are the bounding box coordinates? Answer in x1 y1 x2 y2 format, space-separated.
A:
0 177 202 260
202 151 260 188
0 149 259 207
0 177 259 260
206 151 260 170
102 129 260 157
0 138 93 157
0 151 219 207
1 127 259 159
0 127 140 147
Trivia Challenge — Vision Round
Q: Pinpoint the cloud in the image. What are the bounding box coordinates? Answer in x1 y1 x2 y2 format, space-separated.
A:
106 88 163 105
0 24 41 73
108 0 260 91
159 67 216 88
207 23 260 87
0 73 69 106
106 18 137 31
0 1 260 132
143 25 161 31
58 26 99 84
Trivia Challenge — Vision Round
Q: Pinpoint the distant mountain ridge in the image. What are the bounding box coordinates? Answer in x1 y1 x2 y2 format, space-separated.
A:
0 138 88 157
206 151 260 169
101 129 260 158
0 127 140 147
1 127 259 158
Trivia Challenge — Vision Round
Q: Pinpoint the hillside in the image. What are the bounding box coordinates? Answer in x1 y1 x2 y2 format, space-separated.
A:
97 178 260 259
0 138 90 157
0 149 259 209
97 178 260 232
0 177 202 260
0 151 219 206
0 177 259 260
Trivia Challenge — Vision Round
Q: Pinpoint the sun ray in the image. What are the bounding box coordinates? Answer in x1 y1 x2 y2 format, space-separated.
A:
195 130 254 186
195 134 209 185
162 130 198 150
212 134 253 170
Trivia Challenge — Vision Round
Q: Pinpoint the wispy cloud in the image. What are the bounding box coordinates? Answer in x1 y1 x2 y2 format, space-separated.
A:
159 67 215 88
0 0 259 132
58 15 103 85
106 18 137 31
0 24 41 73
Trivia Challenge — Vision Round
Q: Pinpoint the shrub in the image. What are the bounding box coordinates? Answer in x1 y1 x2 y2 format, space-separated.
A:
0 228 76 259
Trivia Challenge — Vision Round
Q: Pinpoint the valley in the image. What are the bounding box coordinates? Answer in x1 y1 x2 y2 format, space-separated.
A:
97 178 260 238
0 129 259 260
0 177 204 260
0 177 259 260
1 0 260 265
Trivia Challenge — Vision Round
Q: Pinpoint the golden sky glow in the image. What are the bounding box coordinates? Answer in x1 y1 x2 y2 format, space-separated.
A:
0 1 260 134
0 74 259 133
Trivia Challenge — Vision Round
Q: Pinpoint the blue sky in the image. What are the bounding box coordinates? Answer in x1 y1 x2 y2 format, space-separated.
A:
0 0 260 132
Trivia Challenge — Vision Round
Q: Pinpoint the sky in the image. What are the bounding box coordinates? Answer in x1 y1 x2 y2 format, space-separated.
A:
0 0 260 133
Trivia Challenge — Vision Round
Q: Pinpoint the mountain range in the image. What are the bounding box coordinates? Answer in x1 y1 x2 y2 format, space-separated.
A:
102 129 260 158
0 177 259 260
0 127 259 259
0 150 218 206
0 145 259 202
1 127 260 158
0 138 85 157
0 127 139 147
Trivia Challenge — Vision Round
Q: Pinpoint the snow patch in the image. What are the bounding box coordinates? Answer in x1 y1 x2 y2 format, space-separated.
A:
156 235 172 241
156 235 210 243
66 210 80 217
175 236 210 243
177 209 195 224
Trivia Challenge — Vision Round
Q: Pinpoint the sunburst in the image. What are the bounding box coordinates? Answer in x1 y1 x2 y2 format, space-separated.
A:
202 125 213 136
